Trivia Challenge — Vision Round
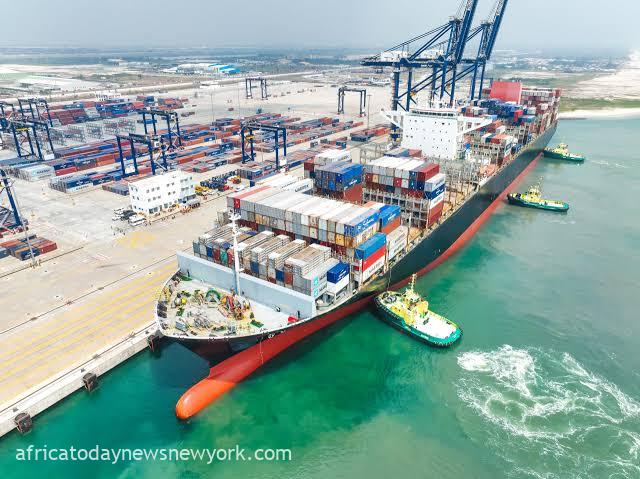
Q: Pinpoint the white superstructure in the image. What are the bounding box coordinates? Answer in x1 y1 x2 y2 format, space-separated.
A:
128 170 196 215
381 107 491 160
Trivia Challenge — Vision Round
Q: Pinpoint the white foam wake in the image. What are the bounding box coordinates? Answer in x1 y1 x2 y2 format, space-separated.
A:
457 345 640 478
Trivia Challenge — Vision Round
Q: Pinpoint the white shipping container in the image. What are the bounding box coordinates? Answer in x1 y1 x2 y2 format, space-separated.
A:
326 275 349 294
354 255 385 282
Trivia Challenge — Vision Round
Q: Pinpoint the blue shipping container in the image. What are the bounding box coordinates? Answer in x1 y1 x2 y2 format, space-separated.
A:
355 233 386 260
275 269 285 282
327 262 350 284
379 205 401 226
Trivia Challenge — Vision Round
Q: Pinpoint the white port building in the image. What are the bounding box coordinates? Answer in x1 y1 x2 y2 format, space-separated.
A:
128 170 196 215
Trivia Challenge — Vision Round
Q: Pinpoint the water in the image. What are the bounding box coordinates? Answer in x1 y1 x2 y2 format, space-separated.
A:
2 117 640 478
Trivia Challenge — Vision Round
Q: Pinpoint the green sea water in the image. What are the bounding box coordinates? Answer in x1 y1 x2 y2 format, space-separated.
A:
2 117 639 479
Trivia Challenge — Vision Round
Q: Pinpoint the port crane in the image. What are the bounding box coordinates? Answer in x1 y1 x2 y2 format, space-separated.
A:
240 122 287 169
245 77 268 100
1 99 55 159
362 0 508 140
337 86 367 116
138 109 183 149
115 133 169 178
0 168 37 266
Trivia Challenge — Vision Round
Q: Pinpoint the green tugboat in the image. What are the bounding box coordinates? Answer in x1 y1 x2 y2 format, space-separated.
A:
507 181 569 212
544 143 585 162
375 275 462 347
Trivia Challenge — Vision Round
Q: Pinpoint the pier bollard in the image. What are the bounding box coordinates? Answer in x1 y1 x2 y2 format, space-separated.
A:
14 413 33 434
147 331 163 353
82 372 99 392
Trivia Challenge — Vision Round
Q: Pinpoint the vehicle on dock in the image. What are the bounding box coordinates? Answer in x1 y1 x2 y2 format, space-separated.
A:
375 275 462 347
507 182 569 212
544 143 585 162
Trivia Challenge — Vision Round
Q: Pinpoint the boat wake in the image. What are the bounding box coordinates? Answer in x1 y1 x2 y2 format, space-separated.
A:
591 159 630 169
456 345 640 478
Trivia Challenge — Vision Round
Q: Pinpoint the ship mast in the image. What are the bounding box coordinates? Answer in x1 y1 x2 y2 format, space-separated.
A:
229 212 242 296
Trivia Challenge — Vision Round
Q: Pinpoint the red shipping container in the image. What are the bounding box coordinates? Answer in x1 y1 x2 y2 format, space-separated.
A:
393 177 402 187
55 166 77 176
381 216 401 235
284 272 293 285
416 163 439 182
490 81 522 103
360 245 386 271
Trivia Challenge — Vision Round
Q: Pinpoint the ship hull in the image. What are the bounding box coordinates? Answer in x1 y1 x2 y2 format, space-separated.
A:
175 123 557 360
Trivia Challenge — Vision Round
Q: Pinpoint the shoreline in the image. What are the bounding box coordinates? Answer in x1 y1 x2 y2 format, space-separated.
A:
559 107 640 119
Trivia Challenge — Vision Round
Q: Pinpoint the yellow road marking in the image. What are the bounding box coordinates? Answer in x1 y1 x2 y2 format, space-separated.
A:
0 266 174 370
0 302 156 393
0 292 156 385
0 263 175 362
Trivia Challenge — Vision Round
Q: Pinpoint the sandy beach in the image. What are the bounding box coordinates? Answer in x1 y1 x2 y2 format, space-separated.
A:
559 107 640 119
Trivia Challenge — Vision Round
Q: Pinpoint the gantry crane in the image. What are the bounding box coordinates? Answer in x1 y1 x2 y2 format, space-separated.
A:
1 99 55 159
138 109 183 149
116 133 169 178
240 122 287 169
245 77 268 100
361 0 509 140
337 86 367 116
361 0 479 140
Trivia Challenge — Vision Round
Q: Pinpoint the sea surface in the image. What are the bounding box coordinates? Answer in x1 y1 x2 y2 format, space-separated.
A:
2 117 639 478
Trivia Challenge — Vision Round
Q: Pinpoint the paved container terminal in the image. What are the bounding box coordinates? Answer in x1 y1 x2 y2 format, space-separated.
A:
0 259 174 407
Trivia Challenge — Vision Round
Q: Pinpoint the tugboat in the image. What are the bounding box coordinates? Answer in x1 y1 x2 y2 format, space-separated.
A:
507 181 569 212
544 143 585 162
375 275 462 347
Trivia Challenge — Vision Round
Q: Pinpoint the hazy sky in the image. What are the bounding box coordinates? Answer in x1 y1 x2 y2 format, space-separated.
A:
1 0 637 54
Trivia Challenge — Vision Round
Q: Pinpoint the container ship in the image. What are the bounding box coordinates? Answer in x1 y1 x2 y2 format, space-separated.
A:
156 81 560 359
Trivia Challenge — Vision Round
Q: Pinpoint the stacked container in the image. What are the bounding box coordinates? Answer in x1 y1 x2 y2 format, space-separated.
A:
249 234 290 278
268 239 307 284
386 225 409 261
284 244 334 298
326 262 350 296
362 156 443 228
313 161 363 203
353 233 386 283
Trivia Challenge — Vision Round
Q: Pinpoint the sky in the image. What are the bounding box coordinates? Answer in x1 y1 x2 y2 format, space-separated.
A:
0 0 637 54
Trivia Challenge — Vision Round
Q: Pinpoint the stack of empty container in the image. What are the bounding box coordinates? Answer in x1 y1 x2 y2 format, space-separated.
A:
255 173 313 194
268 239 307 285
386 225 409 262
249 234 290 278
284 244 334 298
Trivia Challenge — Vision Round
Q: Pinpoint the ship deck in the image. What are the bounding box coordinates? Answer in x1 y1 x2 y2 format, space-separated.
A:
158 276 297 339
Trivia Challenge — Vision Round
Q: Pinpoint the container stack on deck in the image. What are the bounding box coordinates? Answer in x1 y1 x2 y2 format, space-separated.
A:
362 156 445 228
312 161 363 203
464 83 561 166
267 240 307 285
221 186 405 290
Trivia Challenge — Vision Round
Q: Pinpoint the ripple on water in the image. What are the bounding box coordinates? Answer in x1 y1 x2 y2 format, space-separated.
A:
456 345 640 478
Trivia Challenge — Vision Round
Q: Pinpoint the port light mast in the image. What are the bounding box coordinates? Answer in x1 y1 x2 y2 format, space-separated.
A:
229 212 242 296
